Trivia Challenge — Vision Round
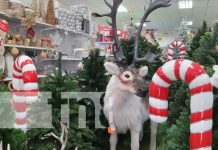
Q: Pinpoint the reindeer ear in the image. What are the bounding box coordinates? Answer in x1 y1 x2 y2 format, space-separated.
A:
213 65 218 72
139 66 148 77
104 62 121 76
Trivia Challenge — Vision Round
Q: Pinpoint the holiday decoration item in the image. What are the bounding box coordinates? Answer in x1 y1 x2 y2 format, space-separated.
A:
38 51 47 59
30 0 40 17
0 20 8 55
21 8 37 28
45 0 56 25
0 0 9 12
10 46 19 56
149 59 213 150
6 0 25 19
168 40 186 61
39 0 46 21
5 52 14 77
160 48 168 62
13 55 38 130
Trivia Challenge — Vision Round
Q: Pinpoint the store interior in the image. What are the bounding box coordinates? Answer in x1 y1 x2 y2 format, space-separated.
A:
0 0 218 150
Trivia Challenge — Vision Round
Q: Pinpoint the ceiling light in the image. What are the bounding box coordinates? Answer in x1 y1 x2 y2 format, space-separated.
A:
118 5 128 12
187 21 193 25
178 1 193 9
135 23 146 27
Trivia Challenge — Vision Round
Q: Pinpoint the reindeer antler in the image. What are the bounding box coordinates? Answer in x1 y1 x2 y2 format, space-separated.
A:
132 0 171 65
92 0 127 65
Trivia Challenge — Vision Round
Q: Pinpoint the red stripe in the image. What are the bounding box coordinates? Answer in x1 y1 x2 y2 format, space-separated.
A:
149 82 169 100
185 62 206 84
15 56 21 68
190 109 213 123
174 59 183 80
190 130 212 149
179 46 185 51
13 63 22 73
168 53 174 57
190 83 212 95
23 71 38 83
13 101 27 112
171 42 176 47
168 47 174 50
13 89 38 96
156 67 172 84
13 74 23 79
149 106 168 117
23 90 38 97
15 118 27 125
20 59 33 69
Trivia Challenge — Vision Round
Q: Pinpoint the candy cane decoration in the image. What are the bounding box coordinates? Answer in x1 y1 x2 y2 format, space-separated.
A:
13 55 38 130
149 59 213 150
168 41 186 61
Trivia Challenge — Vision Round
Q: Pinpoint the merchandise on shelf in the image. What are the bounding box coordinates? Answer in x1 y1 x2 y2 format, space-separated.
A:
45 0 56 25
55 5 91 34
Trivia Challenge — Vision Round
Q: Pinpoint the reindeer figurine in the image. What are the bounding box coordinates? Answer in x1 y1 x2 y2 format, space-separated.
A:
93 0 171 150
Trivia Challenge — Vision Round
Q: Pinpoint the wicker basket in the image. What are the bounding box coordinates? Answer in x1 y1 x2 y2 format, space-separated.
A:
0 0 9 12
10 2 25 18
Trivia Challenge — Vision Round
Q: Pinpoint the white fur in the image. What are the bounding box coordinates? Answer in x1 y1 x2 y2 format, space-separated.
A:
139 66 148 77
104 63 157 150
211 65 218 88
104 62 121 76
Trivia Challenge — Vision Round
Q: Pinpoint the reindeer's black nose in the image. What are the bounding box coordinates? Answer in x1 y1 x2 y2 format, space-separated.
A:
136 88 149 98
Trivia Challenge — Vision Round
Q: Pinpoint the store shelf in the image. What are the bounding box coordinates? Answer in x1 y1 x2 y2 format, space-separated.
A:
3 75 46 82
0 11 52 28
41 26 91 36
96 42 114 44
42 58 83 61
4 44 55 51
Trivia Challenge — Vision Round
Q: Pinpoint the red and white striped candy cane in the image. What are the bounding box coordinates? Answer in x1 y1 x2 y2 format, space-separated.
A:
149 59 213 150
168 41 186 61
12 55 38 130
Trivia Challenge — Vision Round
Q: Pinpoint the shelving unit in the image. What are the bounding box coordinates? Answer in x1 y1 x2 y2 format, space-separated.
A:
0 11 52 28
4 44 55 51
41 58 82 61
41 26 91 37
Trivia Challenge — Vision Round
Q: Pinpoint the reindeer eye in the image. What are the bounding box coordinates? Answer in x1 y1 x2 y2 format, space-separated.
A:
125 74 130 78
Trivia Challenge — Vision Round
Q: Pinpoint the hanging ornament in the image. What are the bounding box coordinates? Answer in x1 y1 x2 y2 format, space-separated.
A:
10 47 19 56
211 65 218 88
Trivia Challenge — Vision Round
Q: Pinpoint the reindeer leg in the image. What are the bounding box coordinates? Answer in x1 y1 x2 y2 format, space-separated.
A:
110 132 118 150
130 130 140 150
139 125 144 141
149 121 158 150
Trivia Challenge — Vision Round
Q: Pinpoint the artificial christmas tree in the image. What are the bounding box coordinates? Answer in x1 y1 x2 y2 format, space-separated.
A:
190 21 208 51
45 0 56 25
27 69 98 150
